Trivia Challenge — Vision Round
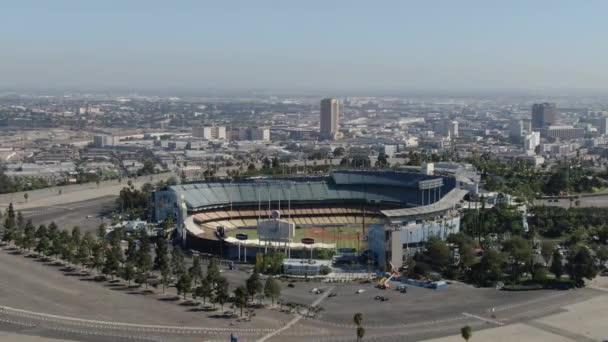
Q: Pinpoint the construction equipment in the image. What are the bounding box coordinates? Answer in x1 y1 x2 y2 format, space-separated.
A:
377 262 399 289
377 272 398 289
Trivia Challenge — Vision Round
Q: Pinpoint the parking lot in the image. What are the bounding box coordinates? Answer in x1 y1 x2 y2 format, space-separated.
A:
278 277 597 328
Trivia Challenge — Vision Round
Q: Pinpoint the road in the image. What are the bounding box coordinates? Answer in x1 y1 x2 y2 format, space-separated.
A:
0 173 175 211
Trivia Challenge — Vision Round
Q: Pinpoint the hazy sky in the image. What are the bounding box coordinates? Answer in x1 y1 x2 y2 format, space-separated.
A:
2 0 608 92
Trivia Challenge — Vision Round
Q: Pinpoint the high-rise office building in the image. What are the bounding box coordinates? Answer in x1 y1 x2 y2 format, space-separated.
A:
320 98 340 140
524 132 540 153
599 117 608 136
432 120 458 137
229 127 271 141
193 124 226 140
509 119 524 138
531 103 557 129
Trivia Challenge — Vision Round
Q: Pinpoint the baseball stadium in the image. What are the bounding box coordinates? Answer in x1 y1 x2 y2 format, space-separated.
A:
153 169 468 268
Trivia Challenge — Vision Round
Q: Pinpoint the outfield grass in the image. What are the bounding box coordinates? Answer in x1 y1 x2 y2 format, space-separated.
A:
227 226 364 251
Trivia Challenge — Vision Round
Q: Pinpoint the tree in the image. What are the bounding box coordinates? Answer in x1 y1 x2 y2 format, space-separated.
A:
49 228 62 260
90 241 105 275
35 224 47 239
426 237 451 270
533 266 548 283
139 159 156 175
597 245 608 265
47 222 58 241
354 313 364 342
34 224 49 255
214 277 229 310
16 211 24 231
206 257 220 287
75 232 94 267
23 220 36 251
541 241 555 265
125 237 138 264
58 230 72 261
461 325 472 342
566 247 598 286
159 217 174 236
160 258 171 293
154 238 169 269
189 255 203 288
96 224 107 240
550 250 564 279
353 313 363 326
502 236 533 281
246 270 263 302
469 248 504 287
13 221 25 250
234 286 248 317
123 261 135 287
171 247 186 276
333 147 345 157
264 276 281 305
69 226 82 263
271 156 280 169
103 229 123 279
195 278 213 306
2 203 16 242
23 193 28 203
375 153 389 168
176 273 192 300
135 229 152 288
356 326 365 342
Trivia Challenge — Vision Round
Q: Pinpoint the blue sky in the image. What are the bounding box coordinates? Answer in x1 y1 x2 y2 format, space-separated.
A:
1 0 607 92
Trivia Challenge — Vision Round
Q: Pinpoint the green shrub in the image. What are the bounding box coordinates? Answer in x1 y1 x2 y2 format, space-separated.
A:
320 265 331 275
502 284 543 291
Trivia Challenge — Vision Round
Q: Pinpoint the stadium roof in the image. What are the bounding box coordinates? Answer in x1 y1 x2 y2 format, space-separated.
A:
381 188 468 219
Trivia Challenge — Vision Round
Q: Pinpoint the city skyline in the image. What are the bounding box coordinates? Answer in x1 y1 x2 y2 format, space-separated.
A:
2 1 608 92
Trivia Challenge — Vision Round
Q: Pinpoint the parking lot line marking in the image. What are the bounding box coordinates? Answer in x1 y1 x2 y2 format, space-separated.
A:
257 286 335 342
461 312 504 325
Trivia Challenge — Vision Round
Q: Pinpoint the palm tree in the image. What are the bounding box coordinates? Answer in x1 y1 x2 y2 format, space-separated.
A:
353 312 363 326
356 326 365 342
353 312 364 341
461 325 472 342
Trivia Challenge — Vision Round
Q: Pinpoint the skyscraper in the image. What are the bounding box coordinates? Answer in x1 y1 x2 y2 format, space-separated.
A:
432 120 458 137
531 103 557 129
320 98 340 140
599 116 608 136
509 119 524 138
